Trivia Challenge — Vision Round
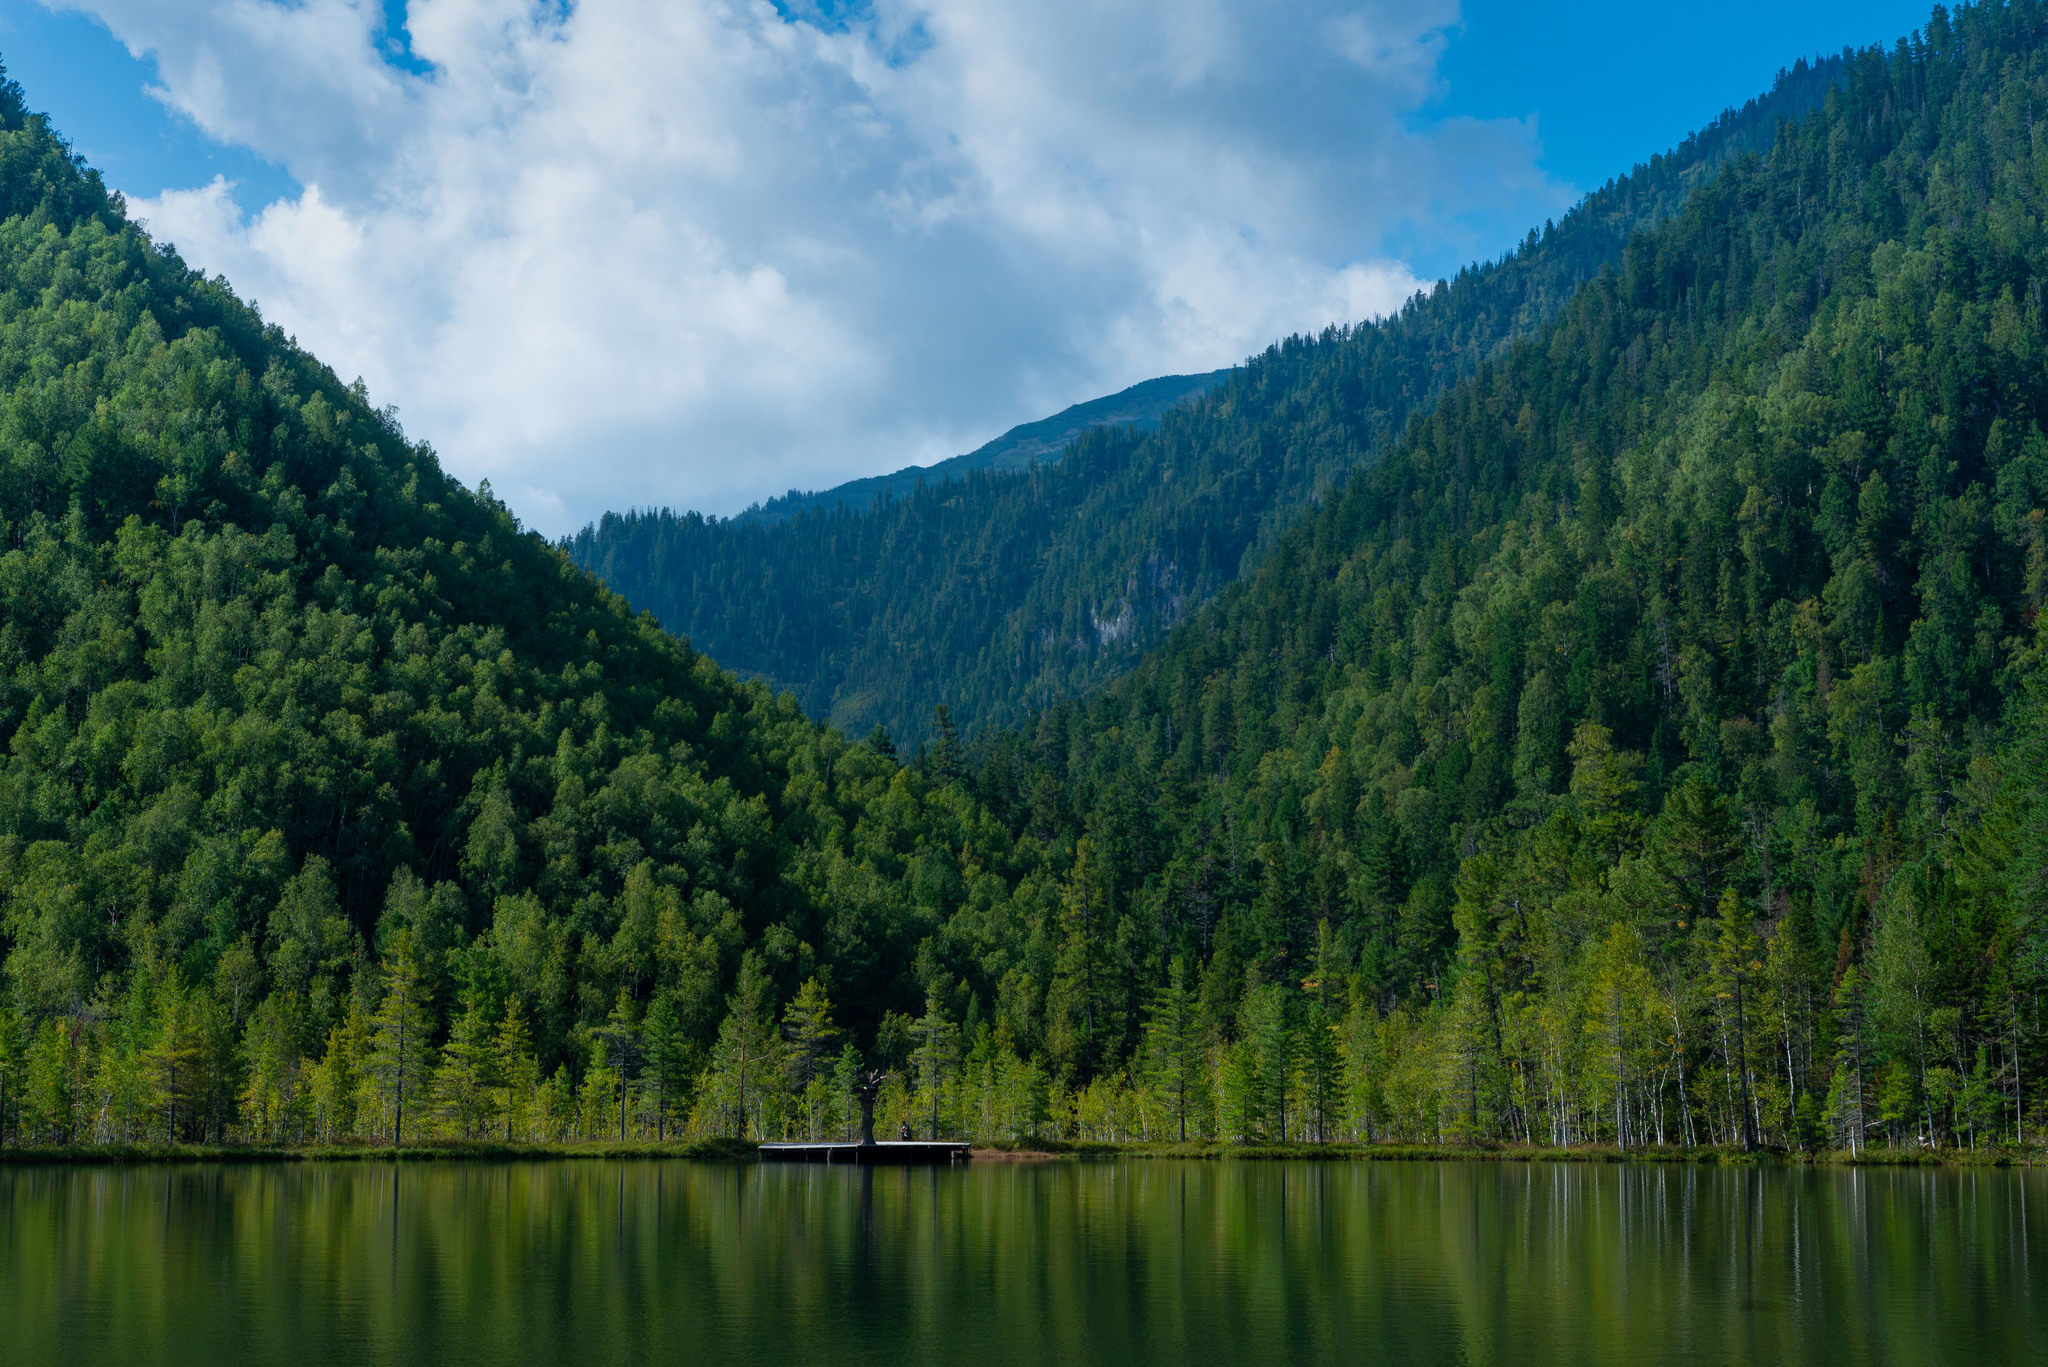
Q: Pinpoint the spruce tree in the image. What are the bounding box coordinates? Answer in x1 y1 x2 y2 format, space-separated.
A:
705 953 780 1141
1143 957 1207 1143
782 978 841 1140
435 1006 500 1141
912 988 958 1140
366 930 436 1148
493 1001 540 1143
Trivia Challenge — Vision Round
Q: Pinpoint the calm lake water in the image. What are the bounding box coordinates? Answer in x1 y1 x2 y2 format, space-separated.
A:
1 1158 2040 1366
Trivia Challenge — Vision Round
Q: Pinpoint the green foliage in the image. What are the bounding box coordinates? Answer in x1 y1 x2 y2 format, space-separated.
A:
565 54 1847 750
916 4 2048 1150
365 930 435 1145
0 54 1047 1145
18 12 2048 1154
1142 956 1206 1142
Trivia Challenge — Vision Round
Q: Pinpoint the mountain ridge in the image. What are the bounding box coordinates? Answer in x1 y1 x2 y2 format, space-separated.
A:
736 369 1232 525
568 47 1851 749
10 7 2048 1160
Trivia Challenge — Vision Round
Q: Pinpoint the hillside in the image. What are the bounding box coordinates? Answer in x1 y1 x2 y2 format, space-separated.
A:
735 370 1231 525
567 52 1847 749
10 3 2048 1157
944 2 2048 1147
0 65 1008 1143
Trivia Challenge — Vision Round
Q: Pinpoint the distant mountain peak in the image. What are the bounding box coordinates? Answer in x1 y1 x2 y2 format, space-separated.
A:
735 370 1232 525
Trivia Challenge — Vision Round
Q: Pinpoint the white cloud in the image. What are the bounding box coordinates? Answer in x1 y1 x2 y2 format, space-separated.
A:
54 0 1572 534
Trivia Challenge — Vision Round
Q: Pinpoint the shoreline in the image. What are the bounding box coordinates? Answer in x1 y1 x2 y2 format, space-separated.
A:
0 1139 2038 1168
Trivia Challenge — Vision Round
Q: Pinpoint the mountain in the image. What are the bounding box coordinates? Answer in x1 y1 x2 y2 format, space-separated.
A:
943 1 2048 1146
567 52 1848 749
735 370 1232 525
0 64 1005 1143
10 2 2048 1157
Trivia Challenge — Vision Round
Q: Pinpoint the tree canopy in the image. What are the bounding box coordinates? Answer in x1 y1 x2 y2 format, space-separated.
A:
10 6 2048 1154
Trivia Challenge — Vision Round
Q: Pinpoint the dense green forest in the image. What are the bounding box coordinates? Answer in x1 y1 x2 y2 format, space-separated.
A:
932 1 2048 1151
564 54 1845 751
9 4 2048 1158
0 65 1009 1147
735 370 1230 526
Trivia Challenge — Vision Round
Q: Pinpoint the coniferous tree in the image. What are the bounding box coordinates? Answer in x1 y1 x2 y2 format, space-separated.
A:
241 993 309 1145
144 983 202 1145
365 931 436 1147
435 1005 500 1141
641 990 695 1141
928 706 963 786
782 978 840 1140
591 992 643 1142
704 953 780 1141
1301 1001 1343 1143
5 8 2048 1159
1143 957 1207 1142
912 987 958 1140
1240 984 1295 1142
0 1008 21 1150
493 1001 541 1143
1710 889 1763 1151
1828 967 1871 1156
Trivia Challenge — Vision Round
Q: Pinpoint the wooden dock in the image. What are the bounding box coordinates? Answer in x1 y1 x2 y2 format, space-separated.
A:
757 1141 972 1165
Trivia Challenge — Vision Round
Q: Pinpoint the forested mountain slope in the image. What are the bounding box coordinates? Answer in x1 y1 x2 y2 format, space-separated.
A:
12 4 2048 1159
736 370 1230 525
0 66 1018 1144
945 2 2048 1148
566 54 1847 749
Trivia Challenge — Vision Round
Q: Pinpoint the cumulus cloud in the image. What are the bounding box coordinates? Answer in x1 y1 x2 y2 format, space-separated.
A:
52 0 1571 533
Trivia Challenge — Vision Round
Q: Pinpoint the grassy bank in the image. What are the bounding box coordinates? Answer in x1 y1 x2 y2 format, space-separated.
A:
1 1138 2039 1167
0 1138 754 1165
972 1139 2048 1167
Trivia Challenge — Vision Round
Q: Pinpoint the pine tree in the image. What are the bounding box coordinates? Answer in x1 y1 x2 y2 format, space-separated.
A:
1828 967 1871 1155
24 1020 80 1145
1709 888 1763 1151
704 952 780 1140
642 989 696 1141
1240 983 1295 1141
1301 1001 1343 1143
912 987 958 1140
591 991 643 1142
0 1008 22 1150
1142 956 1207 1143
1591 923 1654 1148
311 1004 370 1142
1049 838 1112 1077
144 982 203 1145
241 993 309 1145
365 930 437 1147
435 1005 500 1140
782 977 840 1140
1868 896 1938 1146
493 1000 541 1143
1654 780 1743 939
928 705 963 785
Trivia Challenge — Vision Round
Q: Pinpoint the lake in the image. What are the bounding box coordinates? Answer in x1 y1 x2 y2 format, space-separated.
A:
1 1158 2040 1366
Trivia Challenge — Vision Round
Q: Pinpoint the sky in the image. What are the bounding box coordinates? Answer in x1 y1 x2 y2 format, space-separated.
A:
0 0 1941 535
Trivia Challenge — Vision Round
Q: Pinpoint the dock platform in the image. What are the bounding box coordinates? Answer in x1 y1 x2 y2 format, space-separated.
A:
758 1141 972 1165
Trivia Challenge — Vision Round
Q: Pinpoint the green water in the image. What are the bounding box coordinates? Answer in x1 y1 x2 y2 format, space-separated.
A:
1 1159 2040 1366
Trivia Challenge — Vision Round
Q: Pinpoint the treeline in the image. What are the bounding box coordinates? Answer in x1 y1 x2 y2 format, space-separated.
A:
921 2 2048 1153
0 61 1010 1145
564 52 1845 751
10 8 2048 1159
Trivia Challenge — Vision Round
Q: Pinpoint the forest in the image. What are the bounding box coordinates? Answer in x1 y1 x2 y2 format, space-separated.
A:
5 4 2048 1157
564 52 1844 751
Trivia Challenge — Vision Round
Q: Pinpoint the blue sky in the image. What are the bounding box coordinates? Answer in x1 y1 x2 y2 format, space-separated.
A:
1436 1 1934 204
0 1 1947 530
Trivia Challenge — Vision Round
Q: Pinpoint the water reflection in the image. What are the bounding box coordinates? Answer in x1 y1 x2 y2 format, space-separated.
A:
0 1159 2038 1367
